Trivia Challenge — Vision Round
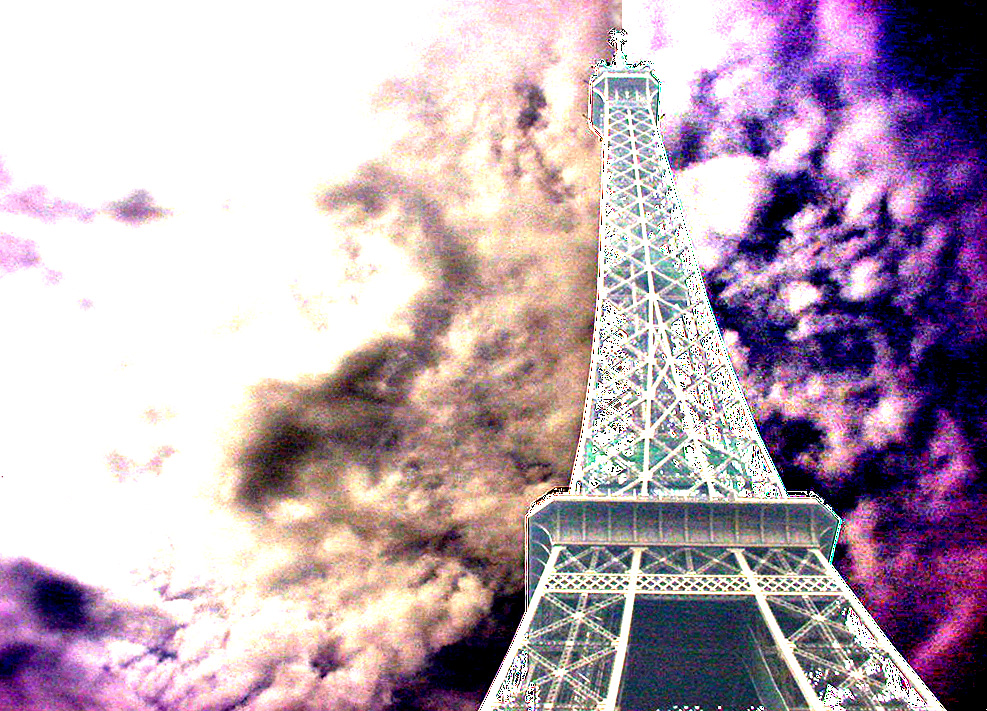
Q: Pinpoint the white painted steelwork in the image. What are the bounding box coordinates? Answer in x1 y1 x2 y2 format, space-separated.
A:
477 29 946 711
577 31 782 500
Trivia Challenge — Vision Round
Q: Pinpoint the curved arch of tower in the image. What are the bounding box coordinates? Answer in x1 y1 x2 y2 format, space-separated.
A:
478 29 946 711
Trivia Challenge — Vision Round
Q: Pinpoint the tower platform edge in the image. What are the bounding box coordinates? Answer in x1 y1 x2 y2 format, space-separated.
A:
525 492 842 605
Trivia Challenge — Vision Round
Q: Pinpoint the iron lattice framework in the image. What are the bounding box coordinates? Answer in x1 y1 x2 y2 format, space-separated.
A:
571 37 782 501
478 30 946 711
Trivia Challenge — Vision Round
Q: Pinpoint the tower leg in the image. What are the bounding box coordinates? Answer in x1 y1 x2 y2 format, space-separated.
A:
808 549 947 711
480 546 563 711
601 548 642 711
479 545 634 711
734 549 827 711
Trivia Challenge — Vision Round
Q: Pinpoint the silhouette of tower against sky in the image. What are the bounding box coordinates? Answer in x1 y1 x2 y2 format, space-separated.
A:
478 29 947 711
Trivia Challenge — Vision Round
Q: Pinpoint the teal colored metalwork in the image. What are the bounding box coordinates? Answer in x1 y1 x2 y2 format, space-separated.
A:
574 29 784 499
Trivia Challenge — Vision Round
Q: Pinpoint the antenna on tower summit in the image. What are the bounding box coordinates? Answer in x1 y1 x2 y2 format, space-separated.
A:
608 27 628 67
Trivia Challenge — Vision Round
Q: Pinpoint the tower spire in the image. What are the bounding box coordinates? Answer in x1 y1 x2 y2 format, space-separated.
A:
478 29 946 711
609 27 628 67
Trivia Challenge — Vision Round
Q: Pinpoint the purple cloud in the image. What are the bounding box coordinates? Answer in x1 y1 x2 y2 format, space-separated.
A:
106 190 170 225
0 233 42 277
0 185 95 223
0 157 96 224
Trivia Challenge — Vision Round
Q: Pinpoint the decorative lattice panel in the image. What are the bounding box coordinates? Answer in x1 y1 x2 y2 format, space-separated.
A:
571 81 785 500
640 546 742 575
553 545 634 575
490 591 625 711
769 596 936 711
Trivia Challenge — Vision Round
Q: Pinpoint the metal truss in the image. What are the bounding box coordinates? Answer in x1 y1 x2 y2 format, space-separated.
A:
479 31 945 711
488 547 630 711
571 40 784 501
481 546 946 711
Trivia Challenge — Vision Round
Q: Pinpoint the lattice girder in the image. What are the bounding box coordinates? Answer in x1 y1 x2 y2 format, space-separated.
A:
572 85 785 500
481 544 946 711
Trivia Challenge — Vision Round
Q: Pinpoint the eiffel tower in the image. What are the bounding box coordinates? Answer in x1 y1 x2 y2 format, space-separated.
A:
478 29 946 711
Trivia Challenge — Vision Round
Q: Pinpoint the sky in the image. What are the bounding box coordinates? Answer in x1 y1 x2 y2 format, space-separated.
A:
1 0 984 710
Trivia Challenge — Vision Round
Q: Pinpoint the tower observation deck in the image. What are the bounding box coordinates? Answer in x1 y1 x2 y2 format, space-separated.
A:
478 30 947 711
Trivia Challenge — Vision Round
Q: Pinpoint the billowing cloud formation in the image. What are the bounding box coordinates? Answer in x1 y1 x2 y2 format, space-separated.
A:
3 1 615 710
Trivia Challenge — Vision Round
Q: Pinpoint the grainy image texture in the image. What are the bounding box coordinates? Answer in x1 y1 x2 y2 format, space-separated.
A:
0 0 983 710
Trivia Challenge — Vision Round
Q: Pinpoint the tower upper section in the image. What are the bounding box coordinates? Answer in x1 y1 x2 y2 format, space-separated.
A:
588 29 661 139
571 30 787 500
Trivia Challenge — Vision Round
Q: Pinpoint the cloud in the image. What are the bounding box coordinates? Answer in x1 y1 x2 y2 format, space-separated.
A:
0 231 62 285
677 153 772 267
0 233 42 277
0 185 94 223
0 558 153 711
839 412 987 696
0 1 617 709
107 190 171 225
185 3 615 706
0 160 92 284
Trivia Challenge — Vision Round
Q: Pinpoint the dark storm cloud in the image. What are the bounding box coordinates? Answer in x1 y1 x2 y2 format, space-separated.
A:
0 558 151 711
515 83 548 132
230 160 493 517
320 163 478 341
30 576 89 633
107 190 171 225
235 337 417 512
0 643 34 681
646 1 987 705
3 561 92 635
386 592 525 711
876 0 987 137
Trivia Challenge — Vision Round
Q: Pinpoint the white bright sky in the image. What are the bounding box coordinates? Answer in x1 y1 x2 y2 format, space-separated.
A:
0 0 448 207
0 0 453 581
